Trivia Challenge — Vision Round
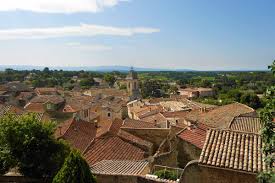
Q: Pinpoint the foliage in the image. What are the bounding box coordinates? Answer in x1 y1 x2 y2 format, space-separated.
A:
140 79 169 98
79 77 95 89
53 150 96 183
258 61 275 183
104 73 116 86
240 93 262 109
0 113 70 178
154 169 178 181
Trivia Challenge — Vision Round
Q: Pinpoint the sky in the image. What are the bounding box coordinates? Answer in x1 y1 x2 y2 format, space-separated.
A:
0 0 274 70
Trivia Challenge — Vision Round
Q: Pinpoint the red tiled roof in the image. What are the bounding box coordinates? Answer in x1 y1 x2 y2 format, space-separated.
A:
35 87 58 95
55 117 97 152
24 103 45 113
30 95 64 104
177 123 208 149
185 103 255 128
84 134 146 166
118 129 153 151
199 129 268 173
108 118 123 135
162 111 190 118
122 118 158 129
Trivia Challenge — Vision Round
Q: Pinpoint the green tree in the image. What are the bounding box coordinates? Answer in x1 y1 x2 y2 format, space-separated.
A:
104 74 116 86
258 61 275 183
80 78 95 89
240 93 262 109
0 113 69 179
53 150 96 183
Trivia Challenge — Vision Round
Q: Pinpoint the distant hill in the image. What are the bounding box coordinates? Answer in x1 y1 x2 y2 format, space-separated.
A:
0 65 194 72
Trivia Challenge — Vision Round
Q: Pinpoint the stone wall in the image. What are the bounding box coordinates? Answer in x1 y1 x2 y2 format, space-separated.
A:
177 138 201 168
95 174 174 183
180 161 257 183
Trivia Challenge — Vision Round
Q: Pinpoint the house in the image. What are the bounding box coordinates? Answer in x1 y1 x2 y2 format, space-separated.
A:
91 96 128 121
84 133 148 166
181 129 267 183
91 160 150 183
177 123 208 168
0 82 33 104
35 87 59 95
62 95 97 122
55 117 97 152
184 102 256 129
15 91 35 107
178 88 214 99
228 116 262 134
24 95 65 113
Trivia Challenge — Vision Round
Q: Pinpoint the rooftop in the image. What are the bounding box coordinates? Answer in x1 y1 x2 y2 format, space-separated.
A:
229 116 262 134
84 134 147 166
91 160 149 175
199 129 268 174
55 117 97 152
177 123 208 149
122 118 158 129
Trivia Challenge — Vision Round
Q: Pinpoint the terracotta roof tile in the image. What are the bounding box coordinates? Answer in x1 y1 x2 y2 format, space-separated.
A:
55 117 97 152
84 134 146 166
186 103 255 128
91 160 149 175
122 118 158 129
24 103 45 113
199 129 267 173
177 123 208 149
229 117 262 134
118 129 153 151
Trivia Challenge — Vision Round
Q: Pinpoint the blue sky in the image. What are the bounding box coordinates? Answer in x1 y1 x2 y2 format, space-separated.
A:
0 0 274 70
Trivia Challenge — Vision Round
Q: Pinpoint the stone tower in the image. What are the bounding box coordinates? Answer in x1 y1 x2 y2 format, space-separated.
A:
126 67 141 100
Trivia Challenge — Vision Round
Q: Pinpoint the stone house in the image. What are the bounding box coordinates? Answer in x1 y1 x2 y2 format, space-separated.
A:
181 129 267 183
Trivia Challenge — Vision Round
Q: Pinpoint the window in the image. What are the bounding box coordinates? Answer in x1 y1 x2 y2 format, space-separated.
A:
108 112 111 117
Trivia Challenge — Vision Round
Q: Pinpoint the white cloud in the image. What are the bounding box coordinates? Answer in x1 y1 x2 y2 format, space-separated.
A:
0 24 160 40
0 0 128 13
67 42 112 51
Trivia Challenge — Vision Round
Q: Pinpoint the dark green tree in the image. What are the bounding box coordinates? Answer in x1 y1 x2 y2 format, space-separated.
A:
240 93 262 109
53 150 96 183
0 113 69 179
104 74 116 86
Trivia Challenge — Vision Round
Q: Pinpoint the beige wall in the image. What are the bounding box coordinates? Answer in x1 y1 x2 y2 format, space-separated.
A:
180 161 257 183
177 139 201 168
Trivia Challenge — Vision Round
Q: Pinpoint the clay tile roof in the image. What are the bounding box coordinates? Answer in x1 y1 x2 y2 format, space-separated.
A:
0 104 24 117
91 160 149 175
141 113 167 124
35 87 58 95
55 117 96 152
229 116 262 134
108 118 123 135
84 134 146 166
24 103 45 113
199 129 268 174
16 92 35 100
118 129 153 151
190 103 255 128
162 111 190 118
177 123 208 149
30 95 64 105
122 118 158 129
